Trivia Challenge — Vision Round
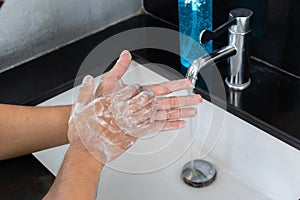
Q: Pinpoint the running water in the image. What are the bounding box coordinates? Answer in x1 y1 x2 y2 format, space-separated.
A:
181 82 218 187
187 86 196 170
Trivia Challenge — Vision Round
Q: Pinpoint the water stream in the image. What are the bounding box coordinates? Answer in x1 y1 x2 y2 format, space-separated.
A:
182 83 217 188
188 87 196 170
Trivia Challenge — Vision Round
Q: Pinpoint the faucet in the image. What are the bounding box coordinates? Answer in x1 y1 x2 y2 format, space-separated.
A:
181 8 253 188
186 8 253 90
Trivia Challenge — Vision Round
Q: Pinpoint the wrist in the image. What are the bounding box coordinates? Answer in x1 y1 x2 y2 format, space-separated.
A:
44 135 103 200
68 139 104 170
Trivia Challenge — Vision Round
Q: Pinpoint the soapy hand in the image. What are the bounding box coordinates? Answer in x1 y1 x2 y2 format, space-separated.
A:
68 50 202 164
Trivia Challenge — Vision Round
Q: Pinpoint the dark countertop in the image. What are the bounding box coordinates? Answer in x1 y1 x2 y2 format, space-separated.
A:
0 14 299 199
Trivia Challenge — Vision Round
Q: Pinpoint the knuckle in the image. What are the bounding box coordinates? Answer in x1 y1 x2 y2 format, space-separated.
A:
170 97 179 107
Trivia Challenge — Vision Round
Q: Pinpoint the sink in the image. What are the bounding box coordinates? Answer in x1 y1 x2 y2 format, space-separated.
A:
34 61 300 200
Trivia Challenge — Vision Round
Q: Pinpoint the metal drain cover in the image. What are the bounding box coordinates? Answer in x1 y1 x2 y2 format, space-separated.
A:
181 159 217 188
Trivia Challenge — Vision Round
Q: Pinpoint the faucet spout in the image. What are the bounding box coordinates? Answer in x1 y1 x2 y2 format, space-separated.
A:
186 45 237 86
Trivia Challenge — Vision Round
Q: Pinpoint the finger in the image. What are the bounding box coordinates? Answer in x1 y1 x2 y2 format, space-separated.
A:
129 104 156 124
130 107 197 126
96 77 125 97
95 50 131 97
112 84 141 102
126 120 165 138
154 107 197 121
77 75 95 105
104 50 132 80
162 120 186 131
153 94 202 110
142 79 193 96
127 90 154 111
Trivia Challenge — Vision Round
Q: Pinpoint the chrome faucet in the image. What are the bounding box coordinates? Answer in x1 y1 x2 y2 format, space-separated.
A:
186 8 253 90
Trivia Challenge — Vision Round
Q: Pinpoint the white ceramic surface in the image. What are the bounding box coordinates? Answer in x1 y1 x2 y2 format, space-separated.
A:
34 61 300 200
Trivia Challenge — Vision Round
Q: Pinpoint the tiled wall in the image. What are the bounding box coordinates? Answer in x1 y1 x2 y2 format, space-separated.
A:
144 0 300 77
0 0 141 73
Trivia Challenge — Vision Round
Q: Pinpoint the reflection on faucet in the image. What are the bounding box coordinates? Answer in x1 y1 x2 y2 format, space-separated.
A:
186 45 236 87
0 0 4 8
186 8 253 90
228 89 242 107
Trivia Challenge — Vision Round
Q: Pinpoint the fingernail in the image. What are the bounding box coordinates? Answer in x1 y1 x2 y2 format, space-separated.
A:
197 94 202 103
82 75 93 86
189 108 198 116
120 50 128 56
120 50 131 60
177 121 186 129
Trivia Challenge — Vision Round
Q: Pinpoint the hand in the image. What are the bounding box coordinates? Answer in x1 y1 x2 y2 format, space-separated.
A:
68 50 202 164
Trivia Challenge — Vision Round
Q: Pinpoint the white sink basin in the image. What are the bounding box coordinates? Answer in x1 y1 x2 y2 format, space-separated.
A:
34 61 300 200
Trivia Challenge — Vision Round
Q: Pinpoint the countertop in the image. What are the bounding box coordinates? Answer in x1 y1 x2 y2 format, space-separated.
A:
0 14 299 199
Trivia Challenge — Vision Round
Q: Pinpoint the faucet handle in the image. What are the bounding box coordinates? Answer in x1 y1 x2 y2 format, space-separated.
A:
200 18 236 44
200 8 253 44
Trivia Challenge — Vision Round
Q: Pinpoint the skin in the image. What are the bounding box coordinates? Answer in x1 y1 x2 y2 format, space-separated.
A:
0 50 202 199
0 104 71 160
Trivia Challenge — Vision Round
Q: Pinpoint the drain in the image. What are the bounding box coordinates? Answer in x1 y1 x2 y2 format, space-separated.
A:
181 159 217 188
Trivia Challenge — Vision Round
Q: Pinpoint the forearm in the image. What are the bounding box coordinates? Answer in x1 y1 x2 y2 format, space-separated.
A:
0 104 72 160
43 141 103 200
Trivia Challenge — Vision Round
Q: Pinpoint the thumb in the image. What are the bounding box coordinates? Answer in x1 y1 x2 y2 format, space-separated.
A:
105 50 132 80
77 75 95 105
